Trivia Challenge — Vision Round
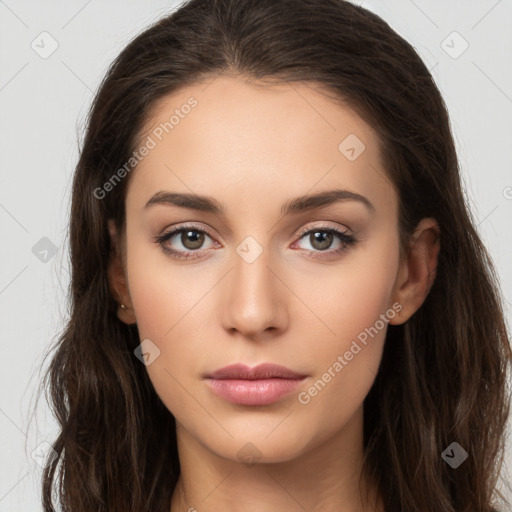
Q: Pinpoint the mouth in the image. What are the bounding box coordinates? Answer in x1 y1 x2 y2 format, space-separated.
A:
204 363 307 406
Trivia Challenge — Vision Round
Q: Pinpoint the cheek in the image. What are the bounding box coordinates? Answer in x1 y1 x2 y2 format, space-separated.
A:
125 252 204 417
126 231 209 342
294 234 400 433
124 233 230 413
302 229 400 356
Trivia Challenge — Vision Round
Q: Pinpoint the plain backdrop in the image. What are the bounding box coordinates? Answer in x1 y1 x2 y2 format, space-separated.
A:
0 0 511 510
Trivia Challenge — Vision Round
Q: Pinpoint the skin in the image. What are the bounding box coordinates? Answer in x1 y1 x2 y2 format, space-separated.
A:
108 74 440 512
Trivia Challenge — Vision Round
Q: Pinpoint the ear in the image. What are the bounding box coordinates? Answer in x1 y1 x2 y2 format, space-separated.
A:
389 217 440 325
107 219 137 325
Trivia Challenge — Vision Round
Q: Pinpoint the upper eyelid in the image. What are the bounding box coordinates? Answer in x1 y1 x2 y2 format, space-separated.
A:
161 221 351 239
296 221 351 236
160 222 352 248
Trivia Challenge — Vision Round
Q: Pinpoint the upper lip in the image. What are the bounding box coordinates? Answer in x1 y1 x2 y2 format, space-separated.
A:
206 363 306 380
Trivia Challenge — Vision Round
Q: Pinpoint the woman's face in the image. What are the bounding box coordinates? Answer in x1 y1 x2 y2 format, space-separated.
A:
118 75 407 463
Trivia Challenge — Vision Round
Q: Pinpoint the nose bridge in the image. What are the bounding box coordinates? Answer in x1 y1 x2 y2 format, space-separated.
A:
235 235 272 289
221 234 285 337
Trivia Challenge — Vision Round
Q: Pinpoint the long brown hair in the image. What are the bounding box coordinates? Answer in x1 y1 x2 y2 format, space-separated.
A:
39 0 512 510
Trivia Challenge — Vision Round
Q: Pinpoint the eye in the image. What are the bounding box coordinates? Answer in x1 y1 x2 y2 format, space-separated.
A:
154 223 358 261
154 224 217 260
293 226 357 258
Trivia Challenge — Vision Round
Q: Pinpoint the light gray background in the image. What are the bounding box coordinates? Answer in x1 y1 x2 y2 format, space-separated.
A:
0 0 511 510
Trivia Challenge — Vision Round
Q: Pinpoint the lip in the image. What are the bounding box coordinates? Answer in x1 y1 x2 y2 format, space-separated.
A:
204 363 307 406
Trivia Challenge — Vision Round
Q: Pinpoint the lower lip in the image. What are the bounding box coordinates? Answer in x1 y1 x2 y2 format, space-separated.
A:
205 378 305 406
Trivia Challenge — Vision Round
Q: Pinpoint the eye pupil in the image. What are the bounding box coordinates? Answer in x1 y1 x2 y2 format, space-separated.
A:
182 230 204 249
310 231 333 250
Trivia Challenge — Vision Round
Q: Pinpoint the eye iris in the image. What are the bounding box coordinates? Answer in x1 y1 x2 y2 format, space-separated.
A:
181 230 204 250
310 231 333 250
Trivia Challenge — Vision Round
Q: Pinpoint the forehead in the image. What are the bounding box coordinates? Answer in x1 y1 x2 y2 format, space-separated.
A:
127 74 396 218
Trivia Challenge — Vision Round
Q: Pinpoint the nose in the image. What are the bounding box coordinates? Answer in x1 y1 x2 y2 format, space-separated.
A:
221 246 288 340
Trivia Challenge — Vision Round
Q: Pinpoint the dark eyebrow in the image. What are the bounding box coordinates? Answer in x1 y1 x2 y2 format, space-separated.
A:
281 189 375 215
144 189 375 215
144 191 224 214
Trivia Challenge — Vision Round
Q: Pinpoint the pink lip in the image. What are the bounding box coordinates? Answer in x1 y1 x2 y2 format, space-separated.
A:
204 363 307 406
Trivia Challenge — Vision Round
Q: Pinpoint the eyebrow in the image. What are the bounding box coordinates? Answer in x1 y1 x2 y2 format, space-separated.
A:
144 188 375 216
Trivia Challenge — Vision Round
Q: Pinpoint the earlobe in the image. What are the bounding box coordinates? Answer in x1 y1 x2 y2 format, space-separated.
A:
107 219 137 325
389 218 440 325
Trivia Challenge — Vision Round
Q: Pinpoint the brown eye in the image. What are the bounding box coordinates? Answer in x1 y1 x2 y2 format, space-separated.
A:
308 230 334 251
294 226 357 258
155 225 217 259
180 230 205 250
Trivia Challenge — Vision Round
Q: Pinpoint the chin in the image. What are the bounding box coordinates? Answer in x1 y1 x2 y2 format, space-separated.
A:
197 425 314 465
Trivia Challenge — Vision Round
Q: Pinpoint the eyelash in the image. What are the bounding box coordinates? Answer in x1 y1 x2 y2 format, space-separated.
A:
154 223 357 261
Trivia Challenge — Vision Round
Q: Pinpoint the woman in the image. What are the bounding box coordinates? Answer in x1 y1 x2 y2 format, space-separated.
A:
40 0 512 510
